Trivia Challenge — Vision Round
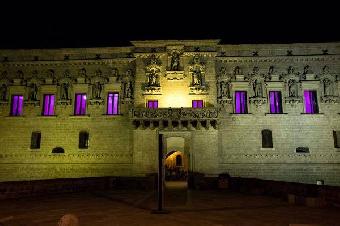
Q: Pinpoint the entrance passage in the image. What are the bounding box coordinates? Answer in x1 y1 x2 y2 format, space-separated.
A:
164 151 188 182
164 150 189 207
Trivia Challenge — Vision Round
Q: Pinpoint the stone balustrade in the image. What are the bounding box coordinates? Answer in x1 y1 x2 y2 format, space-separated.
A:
130 107 219 130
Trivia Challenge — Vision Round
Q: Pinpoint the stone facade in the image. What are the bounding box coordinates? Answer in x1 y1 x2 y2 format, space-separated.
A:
0 40 340 185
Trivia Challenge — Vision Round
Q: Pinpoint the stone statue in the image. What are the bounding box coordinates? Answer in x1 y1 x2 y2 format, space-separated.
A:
92 82 102 99
148 70 159 86
17 70 24 79
323 78 334 96
220 81 230 98
322 65 330 74
253 79 263 97
304 65 313 74
0 84 7 101
60 82 70 100
170 52 180 71
288 66 294 74
47 69 55 79
78 68 86 78
268 66 274 75
288 79 298 97
234 66 241 75
28 83 38 101
192 69 202 86
124 81 133 98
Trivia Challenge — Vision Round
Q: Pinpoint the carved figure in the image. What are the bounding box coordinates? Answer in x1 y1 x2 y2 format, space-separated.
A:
234 66 241 75
323 78 334 96
60 83 70 100
170 52 180 71
28 83 38 101
288 66 294 74
92 82 102 99
253 79 263 97
288 79 298 97
219 81 230 98
124 81 133 98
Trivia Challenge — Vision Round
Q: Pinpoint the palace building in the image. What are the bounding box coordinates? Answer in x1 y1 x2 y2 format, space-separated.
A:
0 40 339 186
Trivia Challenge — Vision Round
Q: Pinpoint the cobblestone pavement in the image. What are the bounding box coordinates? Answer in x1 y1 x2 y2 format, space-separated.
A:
0 182 339 226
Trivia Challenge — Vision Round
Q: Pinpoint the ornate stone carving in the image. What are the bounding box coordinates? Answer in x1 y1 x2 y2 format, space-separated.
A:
45 69 55 84
318 66 338 103
249 97 267 107
143 54 162 94
131 107 219 120
169 50 181 71
122 69 134 100
188 55 208 94
27 82 39 101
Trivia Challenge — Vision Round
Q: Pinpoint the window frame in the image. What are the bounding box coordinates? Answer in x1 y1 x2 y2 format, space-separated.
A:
304 90 319 114
30 131 41 149
192 100 204 108
42 94 56 116
262 129 273 148
269 91 283 114
147 100 158 109
10 94 24 116
79 131 89 149
107 92 119 115
74 93 87 115
234 91 248 114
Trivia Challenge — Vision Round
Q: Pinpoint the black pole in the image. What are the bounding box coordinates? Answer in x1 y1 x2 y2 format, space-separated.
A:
151 133 169 214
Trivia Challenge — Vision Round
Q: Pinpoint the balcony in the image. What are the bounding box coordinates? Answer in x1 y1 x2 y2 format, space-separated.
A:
130 107 219 130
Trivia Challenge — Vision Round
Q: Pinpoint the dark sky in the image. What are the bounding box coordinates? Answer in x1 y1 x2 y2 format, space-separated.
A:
0 2 339 49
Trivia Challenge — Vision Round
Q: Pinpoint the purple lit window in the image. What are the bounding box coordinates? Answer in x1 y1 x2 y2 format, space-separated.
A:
304 90 318 114
269 91 283 113
147 100 158 109
107 93 119 115
11 95 23 116
42 94 55 116
192 100 203 108
235 91 247 114
74 93 87 115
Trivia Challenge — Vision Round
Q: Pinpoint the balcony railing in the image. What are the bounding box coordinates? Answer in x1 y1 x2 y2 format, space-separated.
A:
131 107 219 120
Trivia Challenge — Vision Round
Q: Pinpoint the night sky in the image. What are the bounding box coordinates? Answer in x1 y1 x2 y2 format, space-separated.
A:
0 3 339 49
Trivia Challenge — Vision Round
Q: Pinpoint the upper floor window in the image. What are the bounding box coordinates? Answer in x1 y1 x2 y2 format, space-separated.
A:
11 95 23 116
269 91 283 113
192 100 203 108
235 91 248 114
74 93 87 115
42 94 55 116
107 92 119 115
147 100 158 109
304 90 318 114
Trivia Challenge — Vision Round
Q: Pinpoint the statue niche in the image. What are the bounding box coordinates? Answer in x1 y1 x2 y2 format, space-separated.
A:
60 82 71 101
170 51 180 71
27 83 39 101
0 84 7 101
323 78 335 97
143 54 162 95
288 79 299 97
92 81 103 99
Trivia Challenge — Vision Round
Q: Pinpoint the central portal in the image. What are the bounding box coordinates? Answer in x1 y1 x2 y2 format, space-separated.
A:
161 133 192 207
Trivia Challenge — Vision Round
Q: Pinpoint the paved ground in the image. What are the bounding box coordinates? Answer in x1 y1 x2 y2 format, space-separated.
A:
0 181 339 226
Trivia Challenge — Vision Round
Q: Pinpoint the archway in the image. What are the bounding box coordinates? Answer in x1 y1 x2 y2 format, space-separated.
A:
164 150 188 182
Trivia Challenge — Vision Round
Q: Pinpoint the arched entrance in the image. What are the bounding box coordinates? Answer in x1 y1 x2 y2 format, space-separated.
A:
164 150 188 182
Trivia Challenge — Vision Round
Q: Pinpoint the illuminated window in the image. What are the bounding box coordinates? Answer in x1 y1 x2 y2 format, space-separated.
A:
42 94 55 116
11 95 24 116
235 91 247 114
74 93 87 115
79 131 89 149
192 100 203 108
30 131 41 149
269 91 282 113
262 129 273 148
147 100 158 109
107 92 119 115
304 90 318 114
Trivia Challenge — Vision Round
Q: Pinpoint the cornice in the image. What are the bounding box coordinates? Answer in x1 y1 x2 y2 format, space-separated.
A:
216 54 340 63
0 58 136 67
